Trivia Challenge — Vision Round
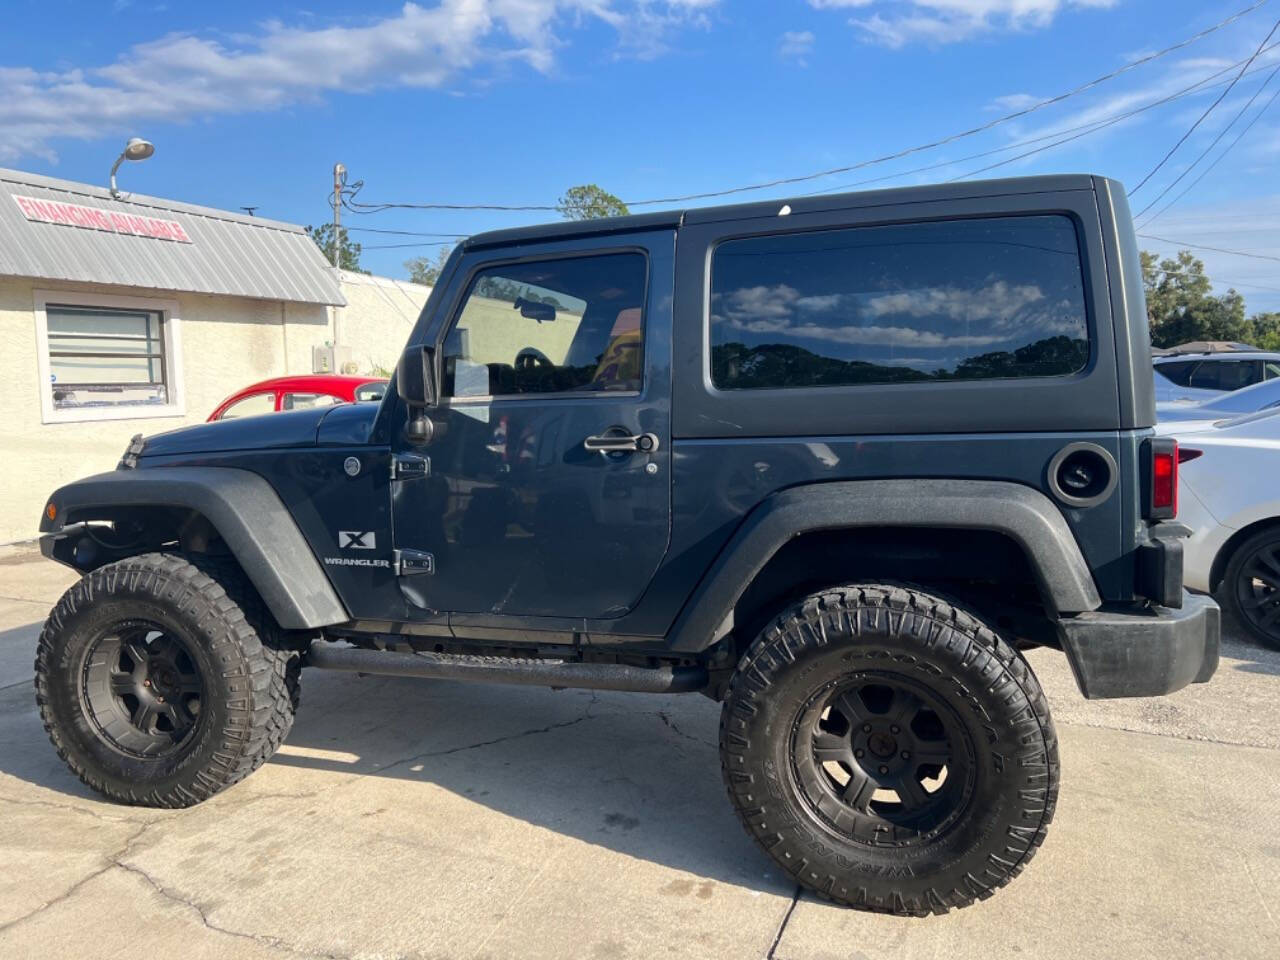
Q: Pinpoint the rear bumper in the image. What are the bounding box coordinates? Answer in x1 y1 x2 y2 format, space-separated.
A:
1056 592 1219 699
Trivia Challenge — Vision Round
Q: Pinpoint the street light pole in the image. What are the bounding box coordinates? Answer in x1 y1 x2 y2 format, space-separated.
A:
108 138 155 199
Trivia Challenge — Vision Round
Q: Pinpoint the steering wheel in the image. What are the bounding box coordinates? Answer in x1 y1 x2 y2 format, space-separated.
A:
515 348 554 373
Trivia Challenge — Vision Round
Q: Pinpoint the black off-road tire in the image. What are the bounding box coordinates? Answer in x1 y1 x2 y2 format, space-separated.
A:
720 584 1059 915
35 552 300 807
1216 528 1280 651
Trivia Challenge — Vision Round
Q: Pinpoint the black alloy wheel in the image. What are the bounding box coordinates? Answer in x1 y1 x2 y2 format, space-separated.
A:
792 675 974 845
81 621 205 758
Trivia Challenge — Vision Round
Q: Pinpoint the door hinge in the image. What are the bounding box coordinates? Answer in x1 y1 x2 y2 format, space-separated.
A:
391 454 430 481
393 548 435 577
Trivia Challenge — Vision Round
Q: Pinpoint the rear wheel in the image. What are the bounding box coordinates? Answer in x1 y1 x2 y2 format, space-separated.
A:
1217 528 1280 650
720 584 1058 915
35 553 299 807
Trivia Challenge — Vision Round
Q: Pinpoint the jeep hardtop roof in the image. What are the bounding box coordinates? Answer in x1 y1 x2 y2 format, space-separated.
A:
463 173 1105 251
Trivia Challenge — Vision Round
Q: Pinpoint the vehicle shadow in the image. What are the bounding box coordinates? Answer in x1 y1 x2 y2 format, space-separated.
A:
1222 637 1280 676
0 635 789 896
265 670 786 893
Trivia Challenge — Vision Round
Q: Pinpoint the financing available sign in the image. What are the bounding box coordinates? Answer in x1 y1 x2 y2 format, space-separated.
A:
12 194 193 244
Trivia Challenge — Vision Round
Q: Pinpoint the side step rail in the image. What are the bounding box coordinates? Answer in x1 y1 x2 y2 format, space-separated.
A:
307 640 709 694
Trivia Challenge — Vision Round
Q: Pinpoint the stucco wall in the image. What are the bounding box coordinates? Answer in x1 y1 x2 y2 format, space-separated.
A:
334 271 430 375
0 271 427 543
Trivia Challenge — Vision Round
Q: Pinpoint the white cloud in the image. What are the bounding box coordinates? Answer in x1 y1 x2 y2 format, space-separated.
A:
0 0 718 161
807 1 1118 49
779 30 816 65
712 279 1078 349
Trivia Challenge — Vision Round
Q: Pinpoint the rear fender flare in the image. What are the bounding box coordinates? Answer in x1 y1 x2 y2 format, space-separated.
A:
665 479 1101 653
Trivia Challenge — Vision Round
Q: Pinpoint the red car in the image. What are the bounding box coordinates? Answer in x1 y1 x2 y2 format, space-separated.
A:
208 375 388 422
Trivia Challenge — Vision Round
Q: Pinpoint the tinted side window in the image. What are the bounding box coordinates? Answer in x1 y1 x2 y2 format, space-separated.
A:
1189 359 1260 391
1154 361 1198 386
444 253 647 398
709 215 1089 390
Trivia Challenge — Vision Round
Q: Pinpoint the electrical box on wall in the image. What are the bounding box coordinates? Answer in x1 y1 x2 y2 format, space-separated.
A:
312 344 354 375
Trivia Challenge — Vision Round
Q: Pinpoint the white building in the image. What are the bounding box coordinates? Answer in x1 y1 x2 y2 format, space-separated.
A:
0 167 430 542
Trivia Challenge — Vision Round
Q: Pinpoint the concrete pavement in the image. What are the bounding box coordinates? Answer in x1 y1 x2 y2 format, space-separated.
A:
0 549 1277 959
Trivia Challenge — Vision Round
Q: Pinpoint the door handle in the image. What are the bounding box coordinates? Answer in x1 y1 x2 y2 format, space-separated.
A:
583 432 660 455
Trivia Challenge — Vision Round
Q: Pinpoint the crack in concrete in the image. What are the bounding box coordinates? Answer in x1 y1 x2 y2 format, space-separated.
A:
1058 716 1280 752
765 886 803 960
654 709 717 748
0 793 155 826
112 859 376 960
0 594 50 605
0 811 380 959
369 693 601 778
0 821 150 934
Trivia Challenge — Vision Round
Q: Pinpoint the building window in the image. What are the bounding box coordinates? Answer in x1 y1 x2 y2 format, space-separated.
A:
35 291 184 423
709 215 1090 391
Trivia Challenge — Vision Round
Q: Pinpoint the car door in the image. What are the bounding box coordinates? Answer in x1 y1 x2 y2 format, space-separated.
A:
389 232 674 621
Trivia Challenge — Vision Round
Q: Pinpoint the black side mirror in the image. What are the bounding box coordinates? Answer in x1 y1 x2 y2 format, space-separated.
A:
396 345 437 445
396 345 437 408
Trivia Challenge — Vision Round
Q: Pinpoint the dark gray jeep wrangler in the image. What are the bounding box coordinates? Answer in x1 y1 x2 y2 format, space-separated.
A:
36 174 1219 914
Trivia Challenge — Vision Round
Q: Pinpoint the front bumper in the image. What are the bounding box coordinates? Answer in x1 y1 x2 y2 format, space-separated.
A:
1057 592 1219 699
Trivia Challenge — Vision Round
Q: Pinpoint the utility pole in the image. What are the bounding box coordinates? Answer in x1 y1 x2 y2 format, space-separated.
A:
331 163 345 270
332 162 345 350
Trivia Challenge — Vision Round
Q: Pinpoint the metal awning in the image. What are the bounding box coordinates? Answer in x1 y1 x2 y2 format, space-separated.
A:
0 167 344 306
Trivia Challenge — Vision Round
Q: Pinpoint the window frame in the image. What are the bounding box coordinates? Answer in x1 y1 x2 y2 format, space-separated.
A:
437 247 651 405
34 289 184 424
704 212 1093 394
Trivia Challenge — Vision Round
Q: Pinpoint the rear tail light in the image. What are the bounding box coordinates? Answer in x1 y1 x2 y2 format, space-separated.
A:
1143 437 1178 519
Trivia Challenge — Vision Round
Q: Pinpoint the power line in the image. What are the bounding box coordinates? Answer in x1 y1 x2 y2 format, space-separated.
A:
1133 62 1280 220
340 1 1271 215
1137 233 1280 263
807 44 1280 196
1129 17 1280 195
346 226 467 238
361 240 457 250
945 47 1280 183
1140 82 1280 226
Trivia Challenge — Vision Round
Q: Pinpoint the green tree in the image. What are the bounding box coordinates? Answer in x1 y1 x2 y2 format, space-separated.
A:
1141 249 1248 348
556 184 629 220
1249 312 1280 351
305 224 368 273
404 245 454 286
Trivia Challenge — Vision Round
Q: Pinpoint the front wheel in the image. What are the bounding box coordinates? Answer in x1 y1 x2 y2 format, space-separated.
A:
35 553 299 807
720 584 1059 915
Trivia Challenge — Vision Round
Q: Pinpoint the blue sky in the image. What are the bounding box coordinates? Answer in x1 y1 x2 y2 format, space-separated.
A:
3 0 1279 310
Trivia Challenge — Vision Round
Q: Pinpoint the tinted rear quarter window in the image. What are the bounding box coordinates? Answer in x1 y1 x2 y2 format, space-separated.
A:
710 215 1090 390
1188 358 1260 391
1154 360 1198 386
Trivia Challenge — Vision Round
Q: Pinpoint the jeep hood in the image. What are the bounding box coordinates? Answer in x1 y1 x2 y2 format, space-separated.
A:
139 404 376 459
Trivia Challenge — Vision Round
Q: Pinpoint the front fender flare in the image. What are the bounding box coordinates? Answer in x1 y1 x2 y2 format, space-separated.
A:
666 479 1102 653
40 467 348 630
